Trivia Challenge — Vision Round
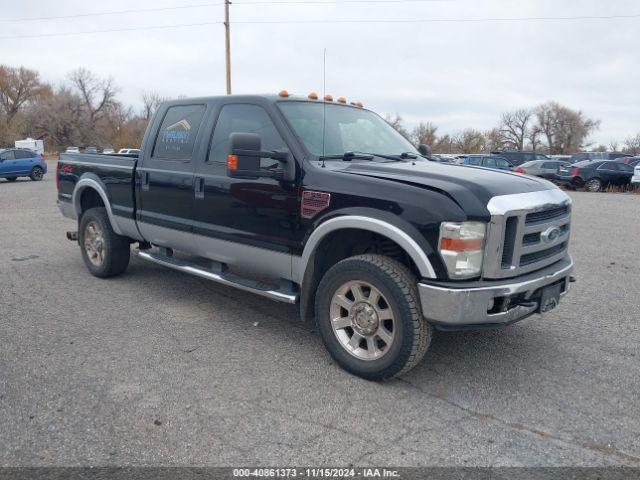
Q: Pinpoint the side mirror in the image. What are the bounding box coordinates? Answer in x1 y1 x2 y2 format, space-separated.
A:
227 132 292 181
418 144 432 157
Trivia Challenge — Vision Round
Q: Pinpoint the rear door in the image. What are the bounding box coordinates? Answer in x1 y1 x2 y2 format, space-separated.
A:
136 103 208 251
191 101 299 280
540 161 559 178
597 162 623 186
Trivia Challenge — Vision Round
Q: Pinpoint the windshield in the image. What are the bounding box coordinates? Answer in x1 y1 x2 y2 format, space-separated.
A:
278 101 418 158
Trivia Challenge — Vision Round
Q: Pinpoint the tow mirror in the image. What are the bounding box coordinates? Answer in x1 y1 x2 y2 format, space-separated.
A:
227 132 291 181
418 144 432 157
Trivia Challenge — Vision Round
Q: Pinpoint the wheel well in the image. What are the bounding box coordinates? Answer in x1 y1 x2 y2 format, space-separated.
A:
299 228 420 323
79 188 105 216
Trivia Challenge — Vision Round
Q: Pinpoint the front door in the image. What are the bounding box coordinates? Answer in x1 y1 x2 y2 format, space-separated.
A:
192 102 299 280
136 103 208 252
14 149 37 174
0 150 17 176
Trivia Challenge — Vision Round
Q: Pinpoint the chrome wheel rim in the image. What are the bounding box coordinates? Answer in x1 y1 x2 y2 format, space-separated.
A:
330 280 395 361
84 221 105 266
587 180 600 192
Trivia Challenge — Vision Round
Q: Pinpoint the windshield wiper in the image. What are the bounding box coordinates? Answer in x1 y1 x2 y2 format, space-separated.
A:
318 152 374 161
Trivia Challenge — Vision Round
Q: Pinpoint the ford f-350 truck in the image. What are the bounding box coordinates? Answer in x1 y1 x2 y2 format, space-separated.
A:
57 92 574 380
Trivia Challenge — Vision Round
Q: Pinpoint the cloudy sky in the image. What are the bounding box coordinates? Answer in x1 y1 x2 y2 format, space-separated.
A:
1 0 639 145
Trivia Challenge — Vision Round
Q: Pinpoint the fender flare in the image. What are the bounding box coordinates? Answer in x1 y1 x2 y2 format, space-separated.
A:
294 215 437 283
71 175 125 236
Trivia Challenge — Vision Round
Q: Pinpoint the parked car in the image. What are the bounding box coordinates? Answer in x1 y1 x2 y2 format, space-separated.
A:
102 148 115 154
57 93 574 380
550 155 573 163
117 148 141 155
632 164 640 186
556 160 634 192
569 152 632 163
491 151 550 166
462 154 514 170
65 146 80 153
84 146 99 154
0 148 47 182
615 156 640 167
514 160 570 179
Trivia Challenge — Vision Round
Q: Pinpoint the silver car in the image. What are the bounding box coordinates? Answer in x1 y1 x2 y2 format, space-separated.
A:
515 160 570 179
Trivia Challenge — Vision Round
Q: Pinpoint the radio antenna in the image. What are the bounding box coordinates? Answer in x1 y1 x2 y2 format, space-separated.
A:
321 48 327 168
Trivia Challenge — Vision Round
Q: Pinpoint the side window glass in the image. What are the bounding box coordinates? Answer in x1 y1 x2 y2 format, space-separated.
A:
484 158 497 167
468 157 481 166
152 104 206 160
209 104 285 167
2 150 16 160
15 150 32 159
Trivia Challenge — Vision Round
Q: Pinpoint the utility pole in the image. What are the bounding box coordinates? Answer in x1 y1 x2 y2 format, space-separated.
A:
224 0 232 95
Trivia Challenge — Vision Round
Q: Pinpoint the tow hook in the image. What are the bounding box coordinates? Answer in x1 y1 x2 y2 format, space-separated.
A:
66 231 78 241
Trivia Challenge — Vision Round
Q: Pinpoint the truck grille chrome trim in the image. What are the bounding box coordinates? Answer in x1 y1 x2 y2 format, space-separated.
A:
484 189 572 279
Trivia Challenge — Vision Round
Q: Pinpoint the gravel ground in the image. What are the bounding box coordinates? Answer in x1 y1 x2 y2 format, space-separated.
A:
1 166 639 467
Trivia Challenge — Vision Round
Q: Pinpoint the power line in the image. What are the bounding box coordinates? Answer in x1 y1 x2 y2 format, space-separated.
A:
0 0 451 23
0 13 638 39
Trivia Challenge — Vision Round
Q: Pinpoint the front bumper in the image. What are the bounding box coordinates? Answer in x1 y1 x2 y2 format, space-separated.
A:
632 175 640 185
418 256 573 329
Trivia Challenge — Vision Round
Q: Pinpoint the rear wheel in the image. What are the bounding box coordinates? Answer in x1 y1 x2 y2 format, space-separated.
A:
29 166 44 181
6 177 17 182
585 178 603 192
79 207 130 278
315 254 432 380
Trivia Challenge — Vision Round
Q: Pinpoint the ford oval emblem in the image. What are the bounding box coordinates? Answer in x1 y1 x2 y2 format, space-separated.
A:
541 226 561 244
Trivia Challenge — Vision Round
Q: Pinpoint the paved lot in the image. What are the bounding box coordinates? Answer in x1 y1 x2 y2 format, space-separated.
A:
1 165 639 467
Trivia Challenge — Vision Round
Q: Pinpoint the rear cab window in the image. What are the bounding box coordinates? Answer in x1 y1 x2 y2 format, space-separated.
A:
152 104 206 160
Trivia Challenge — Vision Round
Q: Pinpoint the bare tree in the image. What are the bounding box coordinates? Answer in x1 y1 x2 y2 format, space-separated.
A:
411 121 438 147
484 128 505 152
141 91 167 120
534 102 599 154
498 108 532 151
68 68 118 143
609 139 619 151
623 133 640 155
384 113 411 141
453 129 486 154
527 125 543 152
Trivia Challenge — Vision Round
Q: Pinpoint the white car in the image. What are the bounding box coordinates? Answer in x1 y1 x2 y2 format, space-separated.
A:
632 164 640 185
65 146 80 153
102 148 115 154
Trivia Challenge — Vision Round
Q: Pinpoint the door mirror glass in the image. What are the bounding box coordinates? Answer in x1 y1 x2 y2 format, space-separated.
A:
418 144 432 157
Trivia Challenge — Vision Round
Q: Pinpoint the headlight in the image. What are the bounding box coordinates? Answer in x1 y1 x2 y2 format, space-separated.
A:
438 221 486 279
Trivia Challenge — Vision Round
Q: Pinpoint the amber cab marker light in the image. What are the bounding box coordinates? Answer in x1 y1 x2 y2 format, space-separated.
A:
279 90 290 98
227 154 238 170
324 94 333 102
440 237 483 252
308 92 318 100
337 96 346 104
355 101 363 108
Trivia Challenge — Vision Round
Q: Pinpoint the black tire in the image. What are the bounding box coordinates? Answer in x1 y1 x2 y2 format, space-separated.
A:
585 178 602 192
315 254 432 380
6 177 17 182
29 166 44 181
78 207 130 278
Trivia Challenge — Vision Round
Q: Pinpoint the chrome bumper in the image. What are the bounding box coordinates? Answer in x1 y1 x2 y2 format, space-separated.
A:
418 256 573 327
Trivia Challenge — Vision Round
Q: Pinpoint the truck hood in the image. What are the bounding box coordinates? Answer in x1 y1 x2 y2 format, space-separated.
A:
337 160 557 217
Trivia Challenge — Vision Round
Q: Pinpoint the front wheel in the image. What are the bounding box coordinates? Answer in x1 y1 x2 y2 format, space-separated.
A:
6 177 17 182
29 166 44 181
585 178 603 192
315 254 432 380
79 207 131 278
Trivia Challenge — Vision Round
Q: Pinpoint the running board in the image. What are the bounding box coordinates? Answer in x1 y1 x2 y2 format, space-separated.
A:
135 249 298 304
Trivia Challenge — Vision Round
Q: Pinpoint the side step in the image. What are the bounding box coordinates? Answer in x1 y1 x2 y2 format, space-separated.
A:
135 249 298 304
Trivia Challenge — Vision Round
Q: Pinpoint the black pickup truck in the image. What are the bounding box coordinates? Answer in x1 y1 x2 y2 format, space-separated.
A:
57 92 574 380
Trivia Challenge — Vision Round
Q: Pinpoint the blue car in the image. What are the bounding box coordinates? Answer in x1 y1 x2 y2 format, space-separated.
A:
460 154 514 171
0 148 48 182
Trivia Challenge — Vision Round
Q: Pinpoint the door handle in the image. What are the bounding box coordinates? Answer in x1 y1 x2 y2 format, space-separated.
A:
141 171 150 191
194 176 205 199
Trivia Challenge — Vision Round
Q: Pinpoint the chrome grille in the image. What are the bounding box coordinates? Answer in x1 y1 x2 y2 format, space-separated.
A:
484 190 572 279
